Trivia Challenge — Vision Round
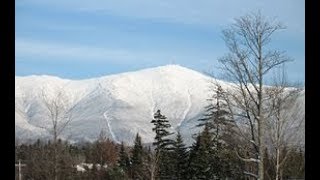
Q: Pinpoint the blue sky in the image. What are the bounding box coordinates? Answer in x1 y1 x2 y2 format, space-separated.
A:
15 0 304 83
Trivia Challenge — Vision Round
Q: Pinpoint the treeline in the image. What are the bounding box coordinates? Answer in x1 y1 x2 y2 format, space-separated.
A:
15 109 304 180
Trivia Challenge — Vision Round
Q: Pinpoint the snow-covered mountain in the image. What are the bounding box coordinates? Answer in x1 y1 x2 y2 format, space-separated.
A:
15 65 305 145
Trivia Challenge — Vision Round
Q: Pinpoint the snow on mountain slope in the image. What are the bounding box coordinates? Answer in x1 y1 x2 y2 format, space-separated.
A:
15 65 304 145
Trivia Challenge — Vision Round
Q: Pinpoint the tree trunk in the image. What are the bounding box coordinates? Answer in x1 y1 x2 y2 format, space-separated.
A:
258 117 265 180
54 125 58 180
258 33 265 180
217 11 290 180
276 147 280 180
275 111 281 180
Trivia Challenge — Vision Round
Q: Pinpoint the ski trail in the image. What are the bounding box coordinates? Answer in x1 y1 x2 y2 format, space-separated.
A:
103 111 119 143
177 89 192 130
99 81 120 144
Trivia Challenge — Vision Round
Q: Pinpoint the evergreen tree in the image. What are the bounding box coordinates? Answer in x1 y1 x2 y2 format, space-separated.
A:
150 109 174 179
151 109 174 152
194 84 245 179
190 125 244 179
118 141 131 176
131 133 144 179
106 166 127 180
188 125 217 179
198 84 233 149
172 131 188 180
217 145 245 179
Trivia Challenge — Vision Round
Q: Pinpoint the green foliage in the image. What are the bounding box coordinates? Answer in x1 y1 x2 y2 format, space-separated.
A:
15 109 304 180
172 132 189 180
106 166 127 180
217 146 245 179
198 85 231 125
118 141 131 174
151 109 174 152
188 125 217 179
131 133 145 179
151 109 175 179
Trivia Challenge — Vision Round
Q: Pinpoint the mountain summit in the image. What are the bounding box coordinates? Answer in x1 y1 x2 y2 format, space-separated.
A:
15 65 304 145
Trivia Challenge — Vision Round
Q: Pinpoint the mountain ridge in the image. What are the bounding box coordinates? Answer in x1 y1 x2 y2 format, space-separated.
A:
15 64 304 145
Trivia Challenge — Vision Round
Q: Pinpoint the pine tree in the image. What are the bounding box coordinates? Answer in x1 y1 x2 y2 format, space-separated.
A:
172 132 188 180
198 84 233 149
118 141 130 176
217 145 245 179
195 84 244 179
151 109 174 153
150 109 174 179
131 133 144 179
188 125 217 180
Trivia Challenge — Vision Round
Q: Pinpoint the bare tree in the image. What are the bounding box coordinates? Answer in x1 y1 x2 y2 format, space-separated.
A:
38 86 79 180
144 147 160 180
265 68 304 180
217 11 291 180
39 87 77 143
91 130 118 166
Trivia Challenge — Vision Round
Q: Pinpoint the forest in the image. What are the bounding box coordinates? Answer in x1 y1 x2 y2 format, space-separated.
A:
15 108 304 180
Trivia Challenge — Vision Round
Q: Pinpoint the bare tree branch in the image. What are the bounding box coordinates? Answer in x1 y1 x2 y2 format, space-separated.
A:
218 11 291 180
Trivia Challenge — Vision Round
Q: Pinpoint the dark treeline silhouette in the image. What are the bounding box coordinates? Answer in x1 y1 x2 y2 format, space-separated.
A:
15 109 304 180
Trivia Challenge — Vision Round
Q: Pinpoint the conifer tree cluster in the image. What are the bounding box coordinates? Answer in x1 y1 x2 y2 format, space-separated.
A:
15 106 304 180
